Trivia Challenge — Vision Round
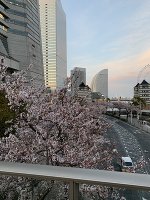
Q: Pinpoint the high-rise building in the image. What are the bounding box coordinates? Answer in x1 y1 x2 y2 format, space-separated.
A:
39 0 67 90
3 0 44 83
0 0 19 72
91 69 108 98
71 67 86 92
0 0 9 56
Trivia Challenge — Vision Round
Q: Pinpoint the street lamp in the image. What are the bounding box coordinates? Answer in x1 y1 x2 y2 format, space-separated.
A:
131 108 133 124
130 102 133 124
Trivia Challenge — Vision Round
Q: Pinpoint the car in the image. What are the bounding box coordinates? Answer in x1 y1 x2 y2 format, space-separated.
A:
121 156 134 172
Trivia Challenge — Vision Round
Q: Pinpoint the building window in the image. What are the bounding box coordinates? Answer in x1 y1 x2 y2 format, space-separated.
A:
0 4 5 10
7 9 26 17
0 24 8 32
0 13 5 20
8 28 27 36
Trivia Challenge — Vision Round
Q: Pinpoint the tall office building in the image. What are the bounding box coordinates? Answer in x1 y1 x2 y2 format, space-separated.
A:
91 69 108 98
39 0 67 90
71 67 86 92
3 0 44 83
0 0 19 71
0 0 9 56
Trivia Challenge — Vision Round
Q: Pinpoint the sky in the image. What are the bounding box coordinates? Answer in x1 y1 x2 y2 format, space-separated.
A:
61 0 150 98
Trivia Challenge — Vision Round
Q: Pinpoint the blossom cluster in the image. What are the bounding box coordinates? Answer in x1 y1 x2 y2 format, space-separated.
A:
0 61 120 199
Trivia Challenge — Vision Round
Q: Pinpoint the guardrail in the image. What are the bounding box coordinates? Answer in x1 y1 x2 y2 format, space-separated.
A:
0 161 150 200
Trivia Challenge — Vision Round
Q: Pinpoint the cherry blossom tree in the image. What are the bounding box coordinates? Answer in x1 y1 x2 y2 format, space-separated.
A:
0 60 124 200
107 101 137 120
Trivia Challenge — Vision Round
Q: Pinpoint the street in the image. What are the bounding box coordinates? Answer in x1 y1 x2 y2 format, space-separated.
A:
106 116 150 200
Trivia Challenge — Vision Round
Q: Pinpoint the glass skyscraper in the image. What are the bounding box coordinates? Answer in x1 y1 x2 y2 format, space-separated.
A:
0 0 19 72
39 0 67 90
91 69 108 98
4 0 44 84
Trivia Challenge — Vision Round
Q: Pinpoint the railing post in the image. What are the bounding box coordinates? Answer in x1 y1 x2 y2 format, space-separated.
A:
69 181 79 200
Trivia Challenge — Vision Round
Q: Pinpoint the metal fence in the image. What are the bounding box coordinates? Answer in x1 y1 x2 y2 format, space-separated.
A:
0 161 150 200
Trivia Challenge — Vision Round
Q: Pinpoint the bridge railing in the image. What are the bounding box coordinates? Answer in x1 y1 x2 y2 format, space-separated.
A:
0 161 150 200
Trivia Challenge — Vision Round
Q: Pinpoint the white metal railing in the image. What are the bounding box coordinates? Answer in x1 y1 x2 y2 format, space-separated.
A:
0 161 150 200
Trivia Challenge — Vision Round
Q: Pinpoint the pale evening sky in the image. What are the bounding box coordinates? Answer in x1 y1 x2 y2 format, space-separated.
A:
61 0 150 98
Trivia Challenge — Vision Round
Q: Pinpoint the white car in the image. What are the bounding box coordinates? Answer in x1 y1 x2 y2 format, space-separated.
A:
121 156 133 172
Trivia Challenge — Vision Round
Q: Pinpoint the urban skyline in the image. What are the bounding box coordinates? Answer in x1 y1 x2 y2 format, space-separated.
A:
61 0 150 98
1 0 150 98
0 1 150 199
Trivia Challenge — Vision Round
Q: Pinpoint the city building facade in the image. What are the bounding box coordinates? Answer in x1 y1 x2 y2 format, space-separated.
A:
91 69 108 98
0 0 19 71
77 82 91 102
134 80 150 105
39 0 67 90
71 67 86 93
1 0 44 83
0 0 9 55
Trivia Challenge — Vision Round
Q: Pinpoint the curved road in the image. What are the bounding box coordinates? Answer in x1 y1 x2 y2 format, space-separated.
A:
106 116 150 200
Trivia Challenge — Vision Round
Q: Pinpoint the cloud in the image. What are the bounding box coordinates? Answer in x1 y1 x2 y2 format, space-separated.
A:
84 48 150 97
63 0 150 97
110 73 136 82
101 48 150 76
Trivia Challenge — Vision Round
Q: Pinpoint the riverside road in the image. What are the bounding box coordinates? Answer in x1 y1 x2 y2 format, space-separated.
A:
106 116 150 200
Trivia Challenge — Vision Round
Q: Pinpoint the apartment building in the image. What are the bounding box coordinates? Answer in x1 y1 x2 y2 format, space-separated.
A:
134 80 150 105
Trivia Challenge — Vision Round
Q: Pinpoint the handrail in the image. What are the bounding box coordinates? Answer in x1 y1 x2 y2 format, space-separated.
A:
0 161 150 200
